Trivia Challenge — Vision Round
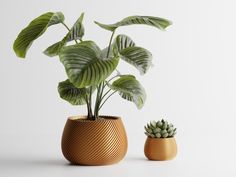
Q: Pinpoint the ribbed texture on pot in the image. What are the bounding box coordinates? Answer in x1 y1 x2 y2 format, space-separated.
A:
61 116 127 165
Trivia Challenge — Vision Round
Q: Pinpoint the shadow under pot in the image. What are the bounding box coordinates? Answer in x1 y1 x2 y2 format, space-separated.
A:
144 137 177 161
61 116 128 166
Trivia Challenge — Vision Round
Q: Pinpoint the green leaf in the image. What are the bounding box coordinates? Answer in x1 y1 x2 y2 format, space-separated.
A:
58 79 89 105
119 46 152 75
43 41 66 57
44 12 85 57
101 34 135 59
109 75 146 109
59 41 119 88
65 12 85 42
112 35 152 74
113 34 136 53
95 15 172 32
13 12 64 58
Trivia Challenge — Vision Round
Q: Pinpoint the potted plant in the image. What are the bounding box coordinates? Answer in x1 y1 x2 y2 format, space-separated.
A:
144 119 177 160
13 12 171 165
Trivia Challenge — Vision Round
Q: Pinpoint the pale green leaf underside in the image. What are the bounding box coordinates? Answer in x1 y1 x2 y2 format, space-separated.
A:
13 12 64 58
58 79 88 105
43 41 66 57
44 12 85 57
59 41 119 88
95 15 172 31
109 75 146 109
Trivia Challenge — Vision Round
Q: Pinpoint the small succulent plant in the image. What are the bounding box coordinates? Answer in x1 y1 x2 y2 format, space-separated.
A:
144 119 177 138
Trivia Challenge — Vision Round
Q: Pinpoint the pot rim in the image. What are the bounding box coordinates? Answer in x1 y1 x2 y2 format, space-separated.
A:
68 115 121 122
147 137 176 141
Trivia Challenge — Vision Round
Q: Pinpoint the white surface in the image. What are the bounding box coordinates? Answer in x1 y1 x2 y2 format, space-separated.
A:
1 0 236 176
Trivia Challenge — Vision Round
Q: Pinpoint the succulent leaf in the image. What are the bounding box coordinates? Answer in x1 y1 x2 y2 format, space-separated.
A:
144 119 177 138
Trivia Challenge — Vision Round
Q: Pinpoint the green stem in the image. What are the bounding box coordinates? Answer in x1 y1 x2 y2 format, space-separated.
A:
101 89 112 100
94 84 102 119
89 87 93 118
93 30 117 118
99 91 117 111
85 94 93 119
106 30 116 58
61 22 78 44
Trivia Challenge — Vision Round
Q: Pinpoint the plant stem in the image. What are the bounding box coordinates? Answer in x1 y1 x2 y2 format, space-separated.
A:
61 22 78 44
94 84 102 119
93 30 117 119
99 91 117 111
106 30 115 58
85 94 92 119
89 87 93 114
101 89 112 100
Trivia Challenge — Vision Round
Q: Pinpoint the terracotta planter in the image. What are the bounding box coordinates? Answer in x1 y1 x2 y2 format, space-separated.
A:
144 137 177 160
61 115 128 165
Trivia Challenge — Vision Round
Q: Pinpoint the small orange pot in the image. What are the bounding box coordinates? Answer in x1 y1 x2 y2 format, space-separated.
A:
61 116 128 165
144 137 177 160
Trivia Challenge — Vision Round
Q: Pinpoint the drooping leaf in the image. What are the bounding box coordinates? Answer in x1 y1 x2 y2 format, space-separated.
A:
119 46 152 75
13 12 64 58
44 12 85 57
109 75 146 109
59 41 119 88
95 15 172 32
58 79 89 105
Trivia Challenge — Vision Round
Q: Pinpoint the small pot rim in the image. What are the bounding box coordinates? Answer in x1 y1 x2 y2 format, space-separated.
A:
68 115 121 122
146 137 176 141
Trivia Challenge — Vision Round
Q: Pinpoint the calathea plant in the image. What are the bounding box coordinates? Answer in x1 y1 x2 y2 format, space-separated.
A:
13 12 171 120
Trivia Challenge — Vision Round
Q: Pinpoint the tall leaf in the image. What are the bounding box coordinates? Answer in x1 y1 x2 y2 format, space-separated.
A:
109 75 146 109
13 12 64 58
95 15 172 32
66 12 85 42
44 12 85 57
58 79 88 105
59 41 119 88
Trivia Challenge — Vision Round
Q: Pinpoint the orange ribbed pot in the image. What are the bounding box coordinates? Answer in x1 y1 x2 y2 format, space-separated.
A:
61 116 128 165
144 137 177 160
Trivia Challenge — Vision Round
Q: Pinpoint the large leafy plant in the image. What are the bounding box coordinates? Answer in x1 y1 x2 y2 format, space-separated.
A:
13 12 171 120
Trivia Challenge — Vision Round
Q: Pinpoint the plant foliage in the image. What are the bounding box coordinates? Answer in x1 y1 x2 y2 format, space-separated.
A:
13 12 171 120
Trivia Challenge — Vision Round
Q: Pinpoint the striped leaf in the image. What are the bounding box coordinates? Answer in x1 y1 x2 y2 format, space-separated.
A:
109 75 146 109
119 46 152 75
58 79 88 105
95 15 172 32
59 41 119 88
65 12 84 42
114 34 136 52
44 13 85 57
102 34 135 59
13 12 64 58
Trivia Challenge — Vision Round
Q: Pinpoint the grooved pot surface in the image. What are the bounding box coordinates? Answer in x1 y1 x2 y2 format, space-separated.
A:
61 116 128 165
144 137 177 161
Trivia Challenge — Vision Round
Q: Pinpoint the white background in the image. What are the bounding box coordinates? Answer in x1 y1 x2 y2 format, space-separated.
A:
1 0 236 176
